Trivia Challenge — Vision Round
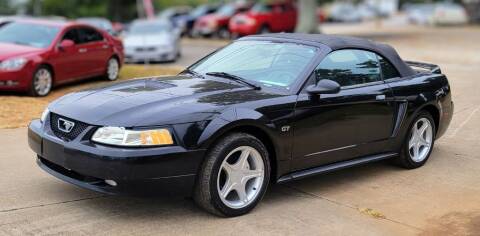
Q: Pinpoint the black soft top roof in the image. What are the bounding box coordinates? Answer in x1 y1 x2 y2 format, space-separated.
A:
243 33 415 77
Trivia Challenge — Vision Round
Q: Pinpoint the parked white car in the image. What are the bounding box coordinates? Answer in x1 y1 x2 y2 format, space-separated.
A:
407 3 468 26
328 3 362 22
431 3 469 25
124 20 181 63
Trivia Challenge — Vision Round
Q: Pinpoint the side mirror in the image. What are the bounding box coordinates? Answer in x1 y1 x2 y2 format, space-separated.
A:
59 39 74 50
306 79 341 95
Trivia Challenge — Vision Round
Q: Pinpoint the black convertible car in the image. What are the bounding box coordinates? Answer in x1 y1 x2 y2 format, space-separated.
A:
28 34 453 217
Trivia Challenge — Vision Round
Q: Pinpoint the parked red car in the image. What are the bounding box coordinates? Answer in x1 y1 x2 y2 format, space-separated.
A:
193 3 252 38
0 19 123 96
229 2 297 36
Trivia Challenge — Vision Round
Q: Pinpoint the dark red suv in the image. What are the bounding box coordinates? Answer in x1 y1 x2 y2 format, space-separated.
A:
229 2 297 36
0 19 123 96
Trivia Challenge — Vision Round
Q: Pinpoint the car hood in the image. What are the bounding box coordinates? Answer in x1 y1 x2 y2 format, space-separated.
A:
0 42 44 60
49 75 281 127
124 33 172 47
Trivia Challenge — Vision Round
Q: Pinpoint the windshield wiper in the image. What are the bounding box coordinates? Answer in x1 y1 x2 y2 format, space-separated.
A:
206 72 261 90
181 68 204 79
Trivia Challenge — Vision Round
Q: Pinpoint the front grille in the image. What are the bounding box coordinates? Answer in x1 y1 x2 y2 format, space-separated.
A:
50 113 89 141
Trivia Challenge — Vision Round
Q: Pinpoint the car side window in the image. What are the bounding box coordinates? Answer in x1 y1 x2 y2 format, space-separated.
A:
62 29 81 44
378 55 400 79
314 49 381 87
77 27 103 44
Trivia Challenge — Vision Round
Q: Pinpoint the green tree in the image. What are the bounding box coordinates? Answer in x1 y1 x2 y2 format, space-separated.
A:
295 0 320 33
0 0 17 14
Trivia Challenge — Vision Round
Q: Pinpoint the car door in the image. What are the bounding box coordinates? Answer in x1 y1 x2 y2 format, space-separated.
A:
49 27 86 82
269 5 285 32
292 49 396 171
77 27 111 76
284 4 297 31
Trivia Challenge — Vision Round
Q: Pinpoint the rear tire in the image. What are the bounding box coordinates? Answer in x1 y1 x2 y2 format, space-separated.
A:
217 27 231 39
393 111 436 169
105 57 120 81
194 133 270 217
29 66 53 97
258 25 270 34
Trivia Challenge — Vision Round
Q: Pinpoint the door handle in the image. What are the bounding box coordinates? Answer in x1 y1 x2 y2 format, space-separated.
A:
376 94 386 101
78 48 87 53
102 45 109 49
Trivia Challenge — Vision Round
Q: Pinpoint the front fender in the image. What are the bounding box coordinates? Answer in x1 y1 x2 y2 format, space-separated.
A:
197 108 278 149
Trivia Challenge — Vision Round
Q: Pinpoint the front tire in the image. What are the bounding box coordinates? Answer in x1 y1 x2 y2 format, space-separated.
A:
194 133 270 217
217 27 231 39
394 111 436 169
29 66 53 97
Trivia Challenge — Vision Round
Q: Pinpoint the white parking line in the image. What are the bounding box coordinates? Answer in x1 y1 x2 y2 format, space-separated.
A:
449 106 480 137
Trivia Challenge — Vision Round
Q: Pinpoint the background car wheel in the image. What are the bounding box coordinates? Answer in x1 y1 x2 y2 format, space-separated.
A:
29 66 53 97
394 111 436 169
217 27 231 39
259 25 271 34
194 133 270 217
105 57 120 81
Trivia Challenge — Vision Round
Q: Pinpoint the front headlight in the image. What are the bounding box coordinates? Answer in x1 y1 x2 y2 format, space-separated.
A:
40 108 49 123
0 58 28 71
92 127 174 147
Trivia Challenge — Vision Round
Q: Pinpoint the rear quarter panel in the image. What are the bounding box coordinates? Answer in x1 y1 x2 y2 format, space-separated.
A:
385 72 453 149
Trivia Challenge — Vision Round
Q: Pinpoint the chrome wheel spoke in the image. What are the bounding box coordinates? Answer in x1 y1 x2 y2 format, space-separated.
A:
409 135 416 149
419 136 430 147
419 123 428 136
242 169 263 182
220 178 235 198
237 149 250 169
235 185 248 203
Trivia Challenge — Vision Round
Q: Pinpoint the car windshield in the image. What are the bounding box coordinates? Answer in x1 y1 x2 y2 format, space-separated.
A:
252 3 273 13
217 5 235 16
129 22 171 34
191 5 209 17
191 41 318 90
0 22 59 48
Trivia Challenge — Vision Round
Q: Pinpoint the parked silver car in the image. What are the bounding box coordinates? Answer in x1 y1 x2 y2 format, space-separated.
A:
124 20 181 63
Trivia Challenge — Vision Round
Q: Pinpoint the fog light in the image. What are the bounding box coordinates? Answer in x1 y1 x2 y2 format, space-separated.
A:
6 80 19 86
105 179 117 186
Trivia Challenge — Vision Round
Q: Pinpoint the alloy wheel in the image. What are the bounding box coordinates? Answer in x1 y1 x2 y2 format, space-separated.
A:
107 58 119 80
33 68 52 96
408 118 433 162
217 146 265 209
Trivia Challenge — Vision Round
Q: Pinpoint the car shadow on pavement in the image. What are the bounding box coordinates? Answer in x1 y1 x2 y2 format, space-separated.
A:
54 159 404 219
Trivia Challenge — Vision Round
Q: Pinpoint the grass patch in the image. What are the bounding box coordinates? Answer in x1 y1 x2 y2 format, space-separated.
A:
0 65 183 129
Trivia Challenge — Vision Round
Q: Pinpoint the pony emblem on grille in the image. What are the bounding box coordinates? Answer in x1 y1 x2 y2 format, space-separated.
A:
58 118 75 133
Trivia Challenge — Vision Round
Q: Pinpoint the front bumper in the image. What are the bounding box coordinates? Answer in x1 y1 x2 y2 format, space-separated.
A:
0 69 31 91
28 119 206 196
229 23 258 36
192 26 216 36
124 47 177 63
